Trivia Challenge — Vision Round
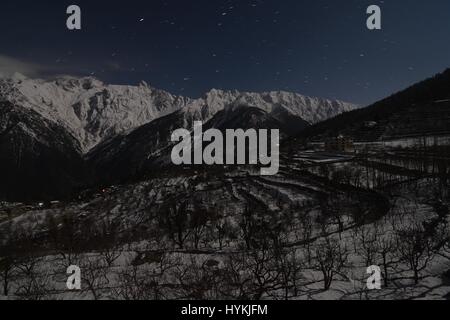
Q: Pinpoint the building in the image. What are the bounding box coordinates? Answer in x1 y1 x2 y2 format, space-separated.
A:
325 135 354 153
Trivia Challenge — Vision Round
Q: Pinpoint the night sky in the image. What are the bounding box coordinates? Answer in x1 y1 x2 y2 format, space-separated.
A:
1 0 450 105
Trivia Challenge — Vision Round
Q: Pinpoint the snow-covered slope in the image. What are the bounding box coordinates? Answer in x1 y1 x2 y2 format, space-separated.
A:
0 74 358 152
0 74 189 152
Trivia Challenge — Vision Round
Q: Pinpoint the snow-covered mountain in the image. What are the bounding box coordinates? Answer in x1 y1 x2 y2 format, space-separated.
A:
0 74 358 152
198 88 358 125
0 73 189 152
0 74 358 199
87 103 311 183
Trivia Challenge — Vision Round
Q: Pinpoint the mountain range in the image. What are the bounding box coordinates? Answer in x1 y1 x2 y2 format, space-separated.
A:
0 73 357 201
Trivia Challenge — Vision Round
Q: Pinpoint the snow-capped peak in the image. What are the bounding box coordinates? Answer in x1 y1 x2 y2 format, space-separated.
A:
0 75 188 152
182 88 358 126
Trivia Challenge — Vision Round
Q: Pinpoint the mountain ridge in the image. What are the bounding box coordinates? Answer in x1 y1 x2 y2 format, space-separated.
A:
0 74 358 152
0 73 358 200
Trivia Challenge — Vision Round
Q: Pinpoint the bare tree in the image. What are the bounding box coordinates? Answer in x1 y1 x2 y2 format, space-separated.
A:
220 253 252 299
80 255 111 300
239 205 257 250
213 218 232 250
313 237 349 291
375 234 395 287
0 222 18 296
115 264 165 300
189 202 208 250
395 223 435 285
274 247 303 299
245 248 282 300
116 264 147 300
357 225 378 267
172 255 223 300
14 256 52 300
159 201 190 249
300 213 313 265
96 217 122 267
0 252 15 296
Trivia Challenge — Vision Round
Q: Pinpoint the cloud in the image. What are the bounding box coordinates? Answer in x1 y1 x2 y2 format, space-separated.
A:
0 54 48 78
0 54 137 80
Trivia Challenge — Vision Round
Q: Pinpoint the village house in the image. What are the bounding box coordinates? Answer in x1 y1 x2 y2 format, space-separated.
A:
324 135 354 153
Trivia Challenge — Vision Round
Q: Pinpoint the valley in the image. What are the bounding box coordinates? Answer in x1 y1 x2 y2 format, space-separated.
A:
0 70 449 300
0 138 448 300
